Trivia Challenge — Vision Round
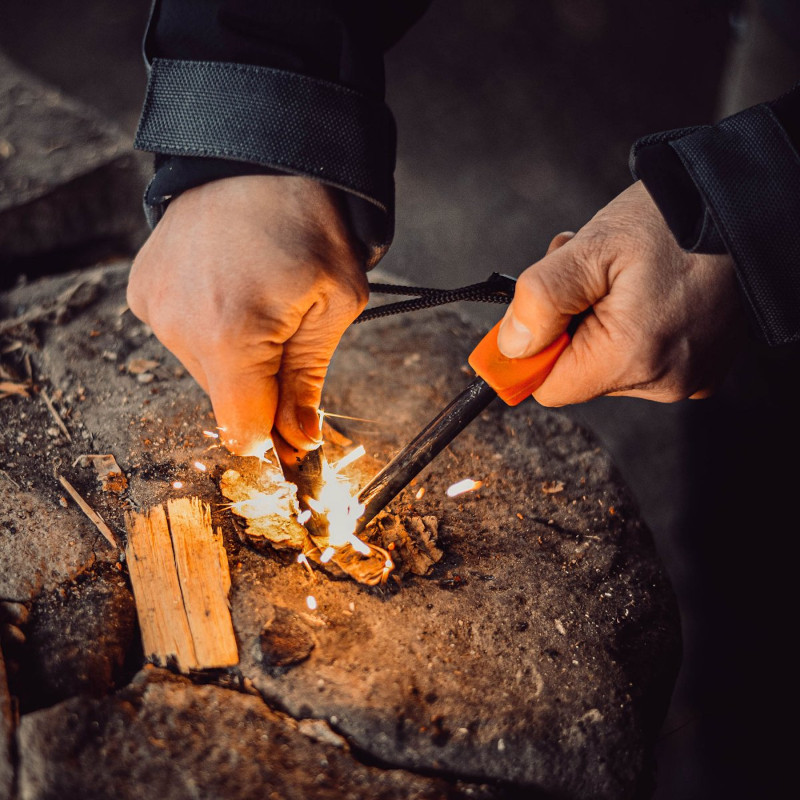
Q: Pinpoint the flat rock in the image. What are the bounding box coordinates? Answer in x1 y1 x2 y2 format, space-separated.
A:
0 50 148 277
17 563 137 711
0 480 114 602
0 263 680 799
17 667 498 800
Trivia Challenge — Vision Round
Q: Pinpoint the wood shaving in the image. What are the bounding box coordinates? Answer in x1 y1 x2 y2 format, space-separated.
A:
74 453 128 493
0 380 29 399
127 358 160 375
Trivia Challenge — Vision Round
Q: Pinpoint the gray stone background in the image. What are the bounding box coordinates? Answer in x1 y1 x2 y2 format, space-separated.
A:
2 0 798 797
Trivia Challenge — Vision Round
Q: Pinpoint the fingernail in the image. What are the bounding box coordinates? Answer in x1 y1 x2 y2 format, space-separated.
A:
497 310 535 358
298 406 323 444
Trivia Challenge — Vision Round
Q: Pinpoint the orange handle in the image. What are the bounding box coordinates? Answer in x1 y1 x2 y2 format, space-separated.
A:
468 321 569 406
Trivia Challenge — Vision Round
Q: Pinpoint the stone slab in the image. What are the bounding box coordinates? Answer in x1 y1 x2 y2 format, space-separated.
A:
0 262 680 799
0 50 148 274
18 564 136 712
17 668 498 800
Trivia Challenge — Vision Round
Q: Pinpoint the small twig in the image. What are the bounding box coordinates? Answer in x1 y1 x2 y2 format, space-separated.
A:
57 474 118 550
0 470 20 490
40 389 71 441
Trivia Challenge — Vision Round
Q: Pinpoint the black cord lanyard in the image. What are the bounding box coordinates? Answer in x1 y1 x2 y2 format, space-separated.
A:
354 272 516 324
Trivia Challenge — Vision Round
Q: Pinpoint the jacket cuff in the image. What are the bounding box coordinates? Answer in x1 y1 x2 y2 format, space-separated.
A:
134 58 396 267
631 128 727 254
631 102 800 347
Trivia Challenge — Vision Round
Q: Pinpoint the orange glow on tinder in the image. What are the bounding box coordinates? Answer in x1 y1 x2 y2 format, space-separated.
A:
220 419 393 584
446 478 483 497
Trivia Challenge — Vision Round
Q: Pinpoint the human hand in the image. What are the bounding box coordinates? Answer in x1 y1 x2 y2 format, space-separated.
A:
497 181 746 404
127 174 368 457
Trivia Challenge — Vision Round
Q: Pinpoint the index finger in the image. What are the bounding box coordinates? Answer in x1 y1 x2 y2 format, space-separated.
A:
206 361 279 458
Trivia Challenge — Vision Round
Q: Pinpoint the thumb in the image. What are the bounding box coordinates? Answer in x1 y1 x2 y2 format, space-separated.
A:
275 295 363 452
497 231 601 358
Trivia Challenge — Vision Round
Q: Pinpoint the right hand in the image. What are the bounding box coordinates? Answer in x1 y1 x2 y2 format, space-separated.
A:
127 174 369 459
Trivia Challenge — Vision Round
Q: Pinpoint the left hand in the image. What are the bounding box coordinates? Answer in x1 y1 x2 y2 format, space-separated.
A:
496 181 746 404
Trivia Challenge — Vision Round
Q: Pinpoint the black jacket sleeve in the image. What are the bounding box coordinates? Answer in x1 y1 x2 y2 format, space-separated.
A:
134 0 430 267
630 83 800 348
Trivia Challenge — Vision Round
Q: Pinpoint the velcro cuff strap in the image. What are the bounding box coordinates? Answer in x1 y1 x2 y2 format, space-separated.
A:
134 58 396 214
669 105 800 347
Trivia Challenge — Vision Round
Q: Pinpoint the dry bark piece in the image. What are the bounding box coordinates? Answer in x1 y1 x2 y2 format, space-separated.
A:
377 515 443 576
327 541 394 586
220 468 307 550
124 498 238 672
259 606 315 667
221 462 395 585
74 453 127 493
542 480 565 494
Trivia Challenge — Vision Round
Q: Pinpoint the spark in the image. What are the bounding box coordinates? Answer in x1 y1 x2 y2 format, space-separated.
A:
297 509 312 525
320 411 378 423
330 445 365 474
415 486 426 500
446 478 483 497
194 461 207 472
297 552 315 578
320 546 335 563
172 481 183 489
306 595 318 611
202 430 219 439
306 496 324 513
239 436 273 462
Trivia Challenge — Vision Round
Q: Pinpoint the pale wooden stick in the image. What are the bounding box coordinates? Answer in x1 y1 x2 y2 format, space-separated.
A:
125 505 199 672
124 499 238 672
166 498 238 668
41 390 71 441
58 475 117 550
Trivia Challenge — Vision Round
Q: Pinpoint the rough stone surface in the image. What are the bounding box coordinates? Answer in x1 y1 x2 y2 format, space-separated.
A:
259 605 316 667
17 668 499 800
0 263 681 799
17 564 137 711
0 480 113 603
0 50 148 275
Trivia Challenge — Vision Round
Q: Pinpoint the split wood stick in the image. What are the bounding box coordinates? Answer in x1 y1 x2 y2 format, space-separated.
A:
124 505 199 672
166 498 238 668
41 389 71 441
57 475 118 550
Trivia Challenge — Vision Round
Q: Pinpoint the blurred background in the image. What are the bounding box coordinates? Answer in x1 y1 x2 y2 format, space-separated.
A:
2 1 798 797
